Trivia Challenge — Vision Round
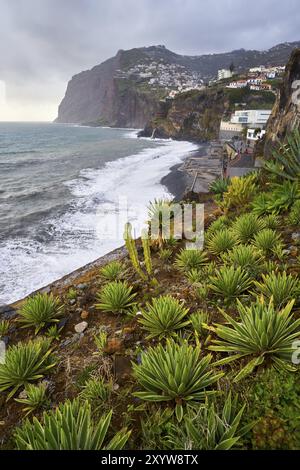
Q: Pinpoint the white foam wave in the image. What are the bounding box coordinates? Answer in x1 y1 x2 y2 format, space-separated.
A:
0 138 197 304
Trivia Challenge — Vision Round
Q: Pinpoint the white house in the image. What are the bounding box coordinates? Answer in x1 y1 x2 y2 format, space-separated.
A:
218 69 233 81
247 128 266 141
230 109 272 128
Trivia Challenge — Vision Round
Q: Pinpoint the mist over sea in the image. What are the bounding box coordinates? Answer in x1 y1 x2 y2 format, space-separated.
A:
0 123 197 304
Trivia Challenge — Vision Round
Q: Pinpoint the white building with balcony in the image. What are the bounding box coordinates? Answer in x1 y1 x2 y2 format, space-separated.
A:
218 69 233 81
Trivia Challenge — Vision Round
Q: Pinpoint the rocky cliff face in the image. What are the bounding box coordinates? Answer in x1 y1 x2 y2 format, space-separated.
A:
56 42 300 128
139 88 227 141
263 49 300 157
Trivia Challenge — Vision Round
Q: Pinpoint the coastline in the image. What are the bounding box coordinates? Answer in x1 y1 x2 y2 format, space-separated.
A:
2 135 212 311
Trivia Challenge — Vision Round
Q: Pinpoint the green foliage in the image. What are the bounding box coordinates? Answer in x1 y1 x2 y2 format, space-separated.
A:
260 214 280 230
79 377 112 407
168 393 254 450
209 178 230 196
262 130 300 181
241 369 300 449
46 325 63 341
251 193 273 216
186 268 203 284
133 339 223 421
94 328 108 355
206 229 236 256
100 261 127 282
0 320 10 338
209 298 300 381
14 400 130 450
222 175 256 210
190 311 210 336
252 228 282 255
268 181 300 212
95 281 137 314
159 248 173 261
231 213 264 244
221 245 264 278
253 271 300 308
206 216 230 236
175 249 208 272
147 198 176 247
142 230 153 276
66 288 77 301
0 338 56 400
18 293 64 334
15 383 49 416
140 408 174 450
209 266 252 304
124 222 146 280
288 200 300 225
139 295 190 339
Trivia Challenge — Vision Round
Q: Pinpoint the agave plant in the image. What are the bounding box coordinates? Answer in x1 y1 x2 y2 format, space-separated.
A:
209 178 230 196
14 399 130 450
79 377 112 407
167 393 254 450
0 338 56 400
209 266 252 304
190 311 210 336
0 320 10 338
267 181 300 213
288 200 300 225
262 130 300 181
186 268 203 284
15 383 49 416
221 245 264 278
175 249 208 272
260 214 280 230
148 199 177 247
95 281 137 314
206 216 230 237
253 271 300 308
231 213 264 244
133 339 223 421
252 229 282 255
206 229 236 256
18 293 64 334
251 193 274 216
100 261 127 282
222 174 256 210
139 296 190 339
159 248 173 261
209 298 300 381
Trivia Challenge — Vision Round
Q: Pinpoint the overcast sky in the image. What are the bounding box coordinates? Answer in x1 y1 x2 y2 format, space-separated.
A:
0 0 299 121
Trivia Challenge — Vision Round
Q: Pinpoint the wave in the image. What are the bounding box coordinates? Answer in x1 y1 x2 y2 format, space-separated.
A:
0 137 197 305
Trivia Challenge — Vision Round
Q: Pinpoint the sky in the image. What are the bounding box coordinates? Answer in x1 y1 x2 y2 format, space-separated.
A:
0 0 299 122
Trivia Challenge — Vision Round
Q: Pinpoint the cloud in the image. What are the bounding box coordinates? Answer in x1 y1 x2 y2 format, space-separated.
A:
0 0 299 120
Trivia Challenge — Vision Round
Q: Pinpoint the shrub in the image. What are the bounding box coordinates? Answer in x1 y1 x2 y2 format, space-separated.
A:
288 200 300 225
231 213 264 244
14 400 130 450
94 328 108 355
168 393 254 450
159 248 173 261
0 339 56 399
221 245 264 278
209 299 300 381
18 293 64 334
0 320 10 338
222 175 256 210
206 229 236 256
209 178 230 196
186 269 203 284
95 281 137 314
79 377 112 407
100 261 127 282
251 193 273 217
133 339 223 421
46 325 62 341
268 181 300 213
253 271 300 309
147 199 178 247
139 296 190 339
260 214 280 230
262 129 300 181
15 383 49 416
209 266 252 304
206 216 230 236
175 249 208 272
252 229 282 255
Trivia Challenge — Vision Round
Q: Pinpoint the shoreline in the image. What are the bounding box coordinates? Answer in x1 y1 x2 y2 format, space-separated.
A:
2 137 213 311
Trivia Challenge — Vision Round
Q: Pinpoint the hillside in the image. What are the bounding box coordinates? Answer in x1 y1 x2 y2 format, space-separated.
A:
55 42 300 127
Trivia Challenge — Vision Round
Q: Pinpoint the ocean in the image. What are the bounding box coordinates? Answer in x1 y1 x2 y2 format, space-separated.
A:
0 122 197 305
